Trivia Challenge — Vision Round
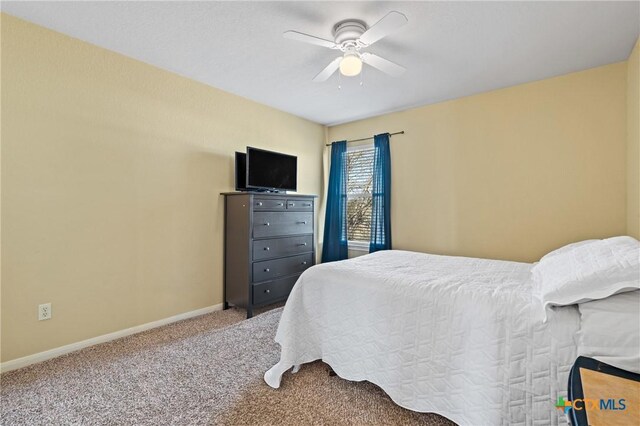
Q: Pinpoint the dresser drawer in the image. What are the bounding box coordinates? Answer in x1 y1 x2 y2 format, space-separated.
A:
253 212 313 238
253 235 313 261
286 199 314 211
252 275 300 306
253 198 286 211
253 253 313 282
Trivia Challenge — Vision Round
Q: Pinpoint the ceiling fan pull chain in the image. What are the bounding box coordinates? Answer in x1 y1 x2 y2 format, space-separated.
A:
337 70 342 90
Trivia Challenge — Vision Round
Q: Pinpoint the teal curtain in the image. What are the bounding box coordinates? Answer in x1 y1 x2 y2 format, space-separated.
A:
370 133 392 252
321 141 348 263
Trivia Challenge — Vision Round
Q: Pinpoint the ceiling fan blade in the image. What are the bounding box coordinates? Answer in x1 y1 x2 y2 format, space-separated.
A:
361 52 406 77
283 30 337 49
312 57 342 82
358 11 408 46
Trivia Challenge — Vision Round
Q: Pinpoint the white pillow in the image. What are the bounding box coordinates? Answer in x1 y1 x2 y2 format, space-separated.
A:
539 239 599 262
533 236 640 314
577 291 640 374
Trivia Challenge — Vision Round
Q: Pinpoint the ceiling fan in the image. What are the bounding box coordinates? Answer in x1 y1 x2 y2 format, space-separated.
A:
283 11 408 82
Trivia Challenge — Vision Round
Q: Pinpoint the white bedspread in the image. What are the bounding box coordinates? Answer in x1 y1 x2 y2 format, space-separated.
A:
265 250 579 425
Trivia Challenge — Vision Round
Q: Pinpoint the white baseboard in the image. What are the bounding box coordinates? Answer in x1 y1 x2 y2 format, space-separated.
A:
1 303 224 373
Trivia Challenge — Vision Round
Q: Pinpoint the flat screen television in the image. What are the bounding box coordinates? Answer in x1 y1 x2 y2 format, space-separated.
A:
246 147 297 192
235 152 247 191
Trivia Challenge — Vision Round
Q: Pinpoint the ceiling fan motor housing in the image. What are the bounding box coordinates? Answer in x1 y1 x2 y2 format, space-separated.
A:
333 20 367 49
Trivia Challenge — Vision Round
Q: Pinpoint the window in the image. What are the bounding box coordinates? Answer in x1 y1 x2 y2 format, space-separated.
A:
346 145 374 245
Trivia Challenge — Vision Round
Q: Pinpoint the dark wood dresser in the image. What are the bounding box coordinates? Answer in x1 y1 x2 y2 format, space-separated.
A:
222 192 317 318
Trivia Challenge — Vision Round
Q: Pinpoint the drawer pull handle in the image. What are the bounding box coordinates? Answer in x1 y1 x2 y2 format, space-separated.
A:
297 221 307 225
257 202 263 206
265 289 270 294
298 242 308 246
289 203 295 207
303 203 311 207
264 222 270 226
264 268 270 272
302 261 308 265
264 247 270 251
277 203 284 206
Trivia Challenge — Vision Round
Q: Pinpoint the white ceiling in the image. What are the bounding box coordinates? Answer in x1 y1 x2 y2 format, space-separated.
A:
2 1 639 126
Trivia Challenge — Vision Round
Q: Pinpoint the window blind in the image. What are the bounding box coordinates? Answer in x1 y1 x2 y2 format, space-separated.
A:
346 147 374 242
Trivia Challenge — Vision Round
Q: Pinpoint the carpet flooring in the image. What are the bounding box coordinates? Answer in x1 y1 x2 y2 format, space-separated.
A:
1 306 456 425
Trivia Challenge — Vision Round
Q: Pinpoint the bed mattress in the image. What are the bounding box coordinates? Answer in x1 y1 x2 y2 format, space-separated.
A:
264 250 579 425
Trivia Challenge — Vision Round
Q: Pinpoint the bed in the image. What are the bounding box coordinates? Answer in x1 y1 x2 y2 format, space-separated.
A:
264 250 580 425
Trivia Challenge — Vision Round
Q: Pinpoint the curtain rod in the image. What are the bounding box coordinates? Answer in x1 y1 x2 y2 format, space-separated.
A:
325 131 405 146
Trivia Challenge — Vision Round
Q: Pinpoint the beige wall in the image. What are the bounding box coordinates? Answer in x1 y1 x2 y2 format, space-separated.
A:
1 13 636 364
328 62 628 263
0 15 324 362
627 39 640 238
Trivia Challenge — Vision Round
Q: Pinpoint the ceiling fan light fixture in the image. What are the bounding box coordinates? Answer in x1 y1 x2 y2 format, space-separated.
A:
339 53 362 77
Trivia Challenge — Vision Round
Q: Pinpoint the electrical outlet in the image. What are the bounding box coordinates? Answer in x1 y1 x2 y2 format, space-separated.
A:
38 303 52 321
